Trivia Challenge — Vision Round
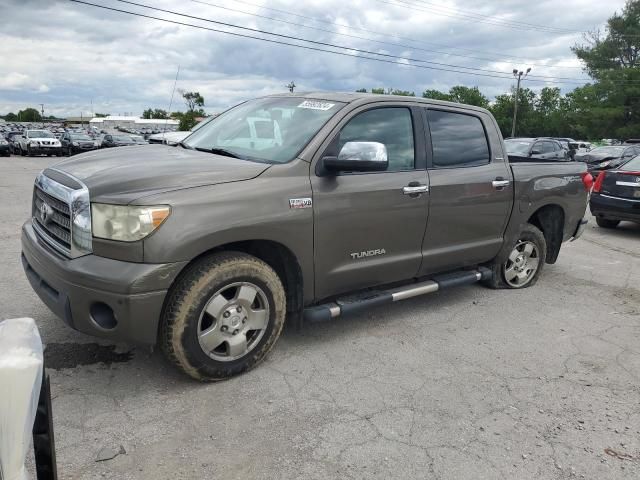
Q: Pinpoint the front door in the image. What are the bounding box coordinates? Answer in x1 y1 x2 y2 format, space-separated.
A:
419 108 513 275
312 105 429 300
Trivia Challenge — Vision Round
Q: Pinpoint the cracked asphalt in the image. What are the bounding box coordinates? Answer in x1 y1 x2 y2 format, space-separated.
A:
1 155 639 479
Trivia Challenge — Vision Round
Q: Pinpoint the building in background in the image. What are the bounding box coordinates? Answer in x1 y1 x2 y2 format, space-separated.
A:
86 116 179 130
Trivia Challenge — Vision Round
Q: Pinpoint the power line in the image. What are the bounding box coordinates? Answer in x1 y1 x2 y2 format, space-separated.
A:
66 0 548 83
225 0 589 68
69 0 639 86
376 0 580 35
186 0 588 71
103 0 596 84
391 0 582 35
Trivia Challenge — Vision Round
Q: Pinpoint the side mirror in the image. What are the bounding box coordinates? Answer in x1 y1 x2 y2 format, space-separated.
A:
530 149 541 155
322 141 388 173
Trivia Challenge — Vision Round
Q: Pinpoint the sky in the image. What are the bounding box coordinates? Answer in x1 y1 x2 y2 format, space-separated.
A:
0 0 629 117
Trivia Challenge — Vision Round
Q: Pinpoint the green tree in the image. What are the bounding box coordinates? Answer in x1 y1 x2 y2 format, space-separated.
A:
388 89 415 96
178 111 198 131
355 88 368 93
3 112 18 121
572 0 640 138
447 86 489 108
371 87 386 94
17 108 42 122
180 90 205 112
422 89 451 101
143 108 169 119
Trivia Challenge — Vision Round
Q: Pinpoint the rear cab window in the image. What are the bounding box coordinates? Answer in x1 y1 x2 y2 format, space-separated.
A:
426 109 490 168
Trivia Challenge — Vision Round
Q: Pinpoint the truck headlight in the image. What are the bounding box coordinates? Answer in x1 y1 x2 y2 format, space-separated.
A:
598 160 611 168
72 142 79 146
91 204 171 242
30 141 39 146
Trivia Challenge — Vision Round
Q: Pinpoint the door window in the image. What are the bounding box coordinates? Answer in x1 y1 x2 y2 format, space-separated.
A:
427 110 490 168
541 141 555 153
337 108 415 171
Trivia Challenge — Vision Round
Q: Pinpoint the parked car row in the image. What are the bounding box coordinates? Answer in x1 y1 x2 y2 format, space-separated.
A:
2 128 148 156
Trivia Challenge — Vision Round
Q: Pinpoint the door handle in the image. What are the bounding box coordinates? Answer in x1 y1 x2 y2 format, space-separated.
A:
492 179 510 189
403 184 429 195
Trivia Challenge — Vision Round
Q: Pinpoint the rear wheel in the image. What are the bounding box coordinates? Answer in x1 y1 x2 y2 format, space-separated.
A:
486 224 546 289
595 217 619 229
160 251 286 381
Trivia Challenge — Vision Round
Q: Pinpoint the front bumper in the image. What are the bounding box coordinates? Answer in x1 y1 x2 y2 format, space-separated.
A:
590 193 640 223
29 144 62 154
21 221 187 345
70 145 97 154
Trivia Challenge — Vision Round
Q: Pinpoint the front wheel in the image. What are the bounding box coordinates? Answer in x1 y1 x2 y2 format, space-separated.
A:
486 224 546 289
160 251 286 381
595 217 619 229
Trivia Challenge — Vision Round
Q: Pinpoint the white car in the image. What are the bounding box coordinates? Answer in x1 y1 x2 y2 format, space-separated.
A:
18 130 62 157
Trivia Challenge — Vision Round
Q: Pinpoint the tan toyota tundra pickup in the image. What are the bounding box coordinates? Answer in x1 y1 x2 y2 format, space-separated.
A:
22 92 591 380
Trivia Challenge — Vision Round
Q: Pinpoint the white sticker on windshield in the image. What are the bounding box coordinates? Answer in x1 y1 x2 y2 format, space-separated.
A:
297 100 335 111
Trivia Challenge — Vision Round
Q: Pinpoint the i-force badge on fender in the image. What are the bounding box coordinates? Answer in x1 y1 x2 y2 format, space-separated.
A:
289 198 312 209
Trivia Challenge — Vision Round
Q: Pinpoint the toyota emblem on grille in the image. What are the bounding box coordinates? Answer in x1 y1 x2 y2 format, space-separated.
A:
40 202 54 224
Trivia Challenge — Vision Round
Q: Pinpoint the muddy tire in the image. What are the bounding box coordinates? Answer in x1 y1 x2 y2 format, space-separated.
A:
160 251 286 381
485 223 546 289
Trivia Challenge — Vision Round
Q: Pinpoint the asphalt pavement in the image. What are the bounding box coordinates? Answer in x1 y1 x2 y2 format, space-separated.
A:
1 154 639 479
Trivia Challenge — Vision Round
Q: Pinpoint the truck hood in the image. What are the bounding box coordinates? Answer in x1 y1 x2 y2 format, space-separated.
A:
52 144 270 203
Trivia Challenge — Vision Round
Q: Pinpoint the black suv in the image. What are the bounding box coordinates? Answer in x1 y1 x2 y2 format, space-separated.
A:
60 132 97 156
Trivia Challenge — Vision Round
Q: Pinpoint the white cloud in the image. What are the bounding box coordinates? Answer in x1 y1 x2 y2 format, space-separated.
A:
0 0 627 116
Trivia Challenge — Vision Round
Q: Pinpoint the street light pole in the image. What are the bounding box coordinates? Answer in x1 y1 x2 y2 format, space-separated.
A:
511 68 531 138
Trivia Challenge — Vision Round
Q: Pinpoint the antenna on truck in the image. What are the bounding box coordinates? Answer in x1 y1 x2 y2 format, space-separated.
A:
163 65 180 142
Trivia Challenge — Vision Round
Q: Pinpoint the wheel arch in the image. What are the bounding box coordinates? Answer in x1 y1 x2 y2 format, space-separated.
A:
160 239 305 338
526 204 565 264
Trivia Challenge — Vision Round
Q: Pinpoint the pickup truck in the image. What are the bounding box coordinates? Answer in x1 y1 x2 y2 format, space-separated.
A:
21 93 591 381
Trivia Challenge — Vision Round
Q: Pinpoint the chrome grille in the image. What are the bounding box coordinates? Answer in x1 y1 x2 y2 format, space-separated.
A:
31 170 92 258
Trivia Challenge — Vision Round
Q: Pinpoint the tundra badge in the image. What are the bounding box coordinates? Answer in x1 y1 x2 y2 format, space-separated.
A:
351 249 386 259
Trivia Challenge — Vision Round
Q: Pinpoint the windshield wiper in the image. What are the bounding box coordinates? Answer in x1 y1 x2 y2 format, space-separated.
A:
178 141 192 149
194 147 244 159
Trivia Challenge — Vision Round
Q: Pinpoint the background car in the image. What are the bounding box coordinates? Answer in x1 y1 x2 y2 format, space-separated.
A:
101 134 136 147
504 138 568 160
0 137 10 157
129 135 148 145
590 155 640 228
60 132 97 156
575 144 640 178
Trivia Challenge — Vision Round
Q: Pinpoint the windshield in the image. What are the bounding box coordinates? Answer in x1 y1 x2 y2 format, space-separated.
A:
590 146 626 156
184 97 345 163
71 134 91 141
504 139 533 155
113 135 133 142
28 130 54 138
621 156 640 170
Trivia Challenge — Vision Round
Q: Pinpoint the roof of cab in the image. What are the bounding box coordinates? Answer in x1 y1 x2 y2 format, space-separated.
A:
266 91 492 115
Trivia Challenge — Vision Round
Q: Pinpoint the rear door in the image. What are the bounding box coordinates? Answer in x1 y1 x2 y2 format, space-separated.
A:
418 107 513 275
312 105 429 299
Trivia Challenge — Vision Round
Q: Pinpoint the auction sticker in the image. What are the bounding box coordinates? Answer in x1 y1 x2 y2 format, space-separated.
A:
297 100 335 111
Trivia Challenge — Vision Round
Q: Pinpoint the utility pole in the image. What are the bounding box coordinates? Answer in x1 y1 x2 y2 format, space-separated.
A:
286 81 296 93
511 68 531 138
39 103 45 127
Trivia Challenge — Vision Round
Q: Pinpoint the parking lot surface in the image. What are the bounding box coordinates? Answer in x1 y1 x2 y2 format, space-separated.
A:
1 154 639 479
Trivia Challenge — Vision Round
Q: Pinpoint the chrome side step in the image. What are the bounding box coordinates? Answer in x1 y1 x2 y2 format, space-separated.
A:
304 267 492 323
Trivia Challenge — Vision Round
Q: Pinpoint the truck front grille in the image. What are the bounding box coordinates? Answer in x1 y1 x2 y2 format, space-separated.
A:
31 170 92 258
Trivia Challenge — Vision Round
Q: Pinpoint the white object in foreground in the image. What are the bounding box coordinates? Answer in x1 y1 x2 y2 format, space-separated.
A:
0 318 44 480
